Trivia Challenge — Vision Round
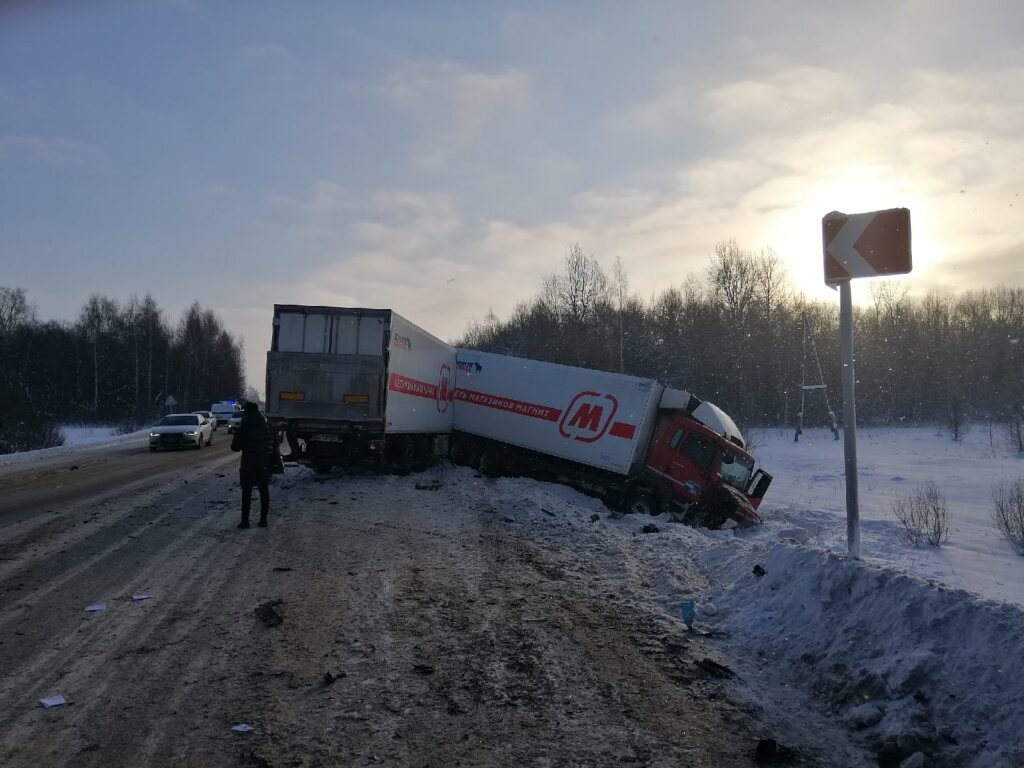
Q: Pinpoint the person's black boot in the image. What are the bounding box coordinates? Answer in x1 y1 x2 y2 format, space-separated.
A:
238 519 250 529
257 517 268 528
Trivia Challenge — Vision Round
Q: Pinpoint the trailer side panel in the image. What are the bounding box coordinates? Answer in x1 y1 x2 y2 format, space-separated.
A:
453 349 661 476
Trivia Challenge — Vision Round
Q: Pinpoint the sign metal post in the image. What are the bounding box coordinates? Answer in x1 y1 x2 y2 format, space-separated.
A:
823 208 912 558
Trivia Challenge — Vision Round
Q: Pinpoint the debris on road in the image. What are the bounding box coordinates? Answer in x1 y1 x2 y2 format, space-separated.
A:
230 724 254 733
415 479 443 491
40 694 67 708
589 513 600 523
84 602 107 612
254 601 283 627
411 663 435 676
271 567 292 572
697 657 735 678
754 737 798 764
642 524 660 533
132 594 153 601
753 564 766 577
322 671 343 686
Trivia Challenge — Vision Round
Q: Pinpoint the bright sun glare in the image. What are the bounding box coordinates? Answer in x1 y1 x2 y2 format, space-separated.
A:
769 164 944 303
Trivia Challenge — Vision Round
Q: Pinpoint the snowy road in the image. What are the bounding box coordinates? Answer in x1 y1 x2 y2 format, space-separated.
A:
0 450 868 767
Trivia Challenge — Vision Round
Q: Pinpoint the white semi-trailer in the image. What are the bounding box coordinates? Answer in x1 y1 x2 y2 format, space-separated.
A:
265 305 455 474
451 349 771 527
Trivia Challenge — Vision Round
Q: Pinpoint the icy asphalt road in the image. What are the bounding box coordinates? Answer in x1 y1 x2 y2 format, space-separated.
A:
0 448 868 767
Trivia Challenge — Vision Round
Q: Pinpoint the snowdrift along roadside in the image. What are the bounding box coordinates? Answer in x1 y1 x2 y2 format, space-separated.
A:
712 544 1024 768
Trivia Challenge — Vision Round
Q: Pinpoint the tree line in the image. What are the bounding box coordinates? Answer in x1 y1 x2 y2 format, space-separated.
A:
459 242 1024 440
0 287 246 453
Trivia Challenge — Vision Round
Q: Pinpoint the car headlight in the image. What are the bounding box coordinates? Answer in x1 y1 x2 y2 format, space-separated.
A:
149 432 160 438
184 431 196 437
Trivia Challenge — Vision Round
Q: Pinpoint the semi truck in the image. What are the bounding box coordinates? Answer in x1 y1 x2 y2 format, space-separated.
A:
450 349 772 527
264 305 455 474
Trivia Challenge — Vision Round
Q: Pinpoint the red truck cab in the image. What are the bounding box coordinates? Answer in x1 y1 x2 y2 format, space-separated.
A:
643 415 772 527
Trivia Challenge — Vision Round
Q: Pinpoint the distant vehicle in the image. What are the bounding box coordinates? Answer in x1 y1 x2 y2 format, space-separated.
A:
149 413 213 451
193 410 217 430
226 411 245 433
211 400 241 429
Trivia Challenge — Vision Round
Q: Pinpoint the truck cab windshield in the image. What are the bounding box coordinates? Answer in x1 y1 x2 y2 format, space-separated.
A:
718 450 754 491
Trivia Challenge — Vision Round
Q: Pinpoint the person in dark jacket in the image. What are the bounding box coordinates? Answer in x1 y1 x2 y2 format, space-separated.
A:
230 401 276 528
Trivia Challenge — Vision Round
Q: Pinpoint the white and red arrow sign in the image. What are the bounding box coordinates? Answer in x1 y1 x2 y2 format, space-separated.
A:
823 208 912 283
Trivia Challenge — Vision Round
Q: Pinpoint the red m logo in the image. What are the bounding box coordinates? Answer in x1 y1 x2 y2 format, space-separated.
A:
436 364 451 413
558 391 618 442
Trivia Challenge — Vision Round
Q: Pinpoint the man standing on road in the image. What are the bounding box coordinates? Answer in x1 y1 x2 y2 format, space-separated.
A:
230 401 276 529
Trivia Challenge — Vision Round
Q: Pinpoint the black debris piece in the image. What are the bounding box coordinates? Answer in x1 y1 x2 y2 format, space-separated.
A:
254 601 283 628
412 663 435 676
642 524 660 534
753 564 767 577
697 657 735 678
589 513 600 523
754 737 798 764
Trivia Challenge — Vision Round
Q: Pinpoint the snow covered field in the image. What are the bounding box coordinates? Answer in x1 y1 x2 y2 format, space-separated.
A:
3 424 1022 765
755 425 1024 607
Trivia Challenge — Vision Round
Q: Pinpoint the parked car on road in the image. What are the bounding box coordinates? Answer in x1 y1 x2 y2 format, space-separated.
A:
149 413 213 451
227 411 244 433
193 410 217 430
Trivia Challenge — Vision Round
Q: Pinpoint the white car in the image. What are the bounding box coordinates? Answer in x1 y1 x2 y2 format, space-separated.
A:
226 411 245 433
149 413 213 451
193 410 218 430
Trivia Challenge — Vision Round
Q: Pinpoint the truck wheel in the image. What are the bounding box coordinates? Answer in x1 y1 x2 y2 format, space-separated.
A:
450 437 480 468
478 446 506 478
693 486 732 529
626 492 659 516
412 436 433 472
388 438 414 476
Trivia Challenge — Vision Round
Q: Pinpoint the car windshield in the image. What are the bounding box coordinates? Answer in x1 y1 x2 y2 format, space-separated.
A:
160 415 198 426
718 451 754 491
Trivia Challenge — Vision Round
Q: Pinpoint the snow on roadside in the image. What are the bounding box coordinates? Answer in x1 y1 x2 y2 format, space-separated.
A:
469 461 1024 768
0 424 150 467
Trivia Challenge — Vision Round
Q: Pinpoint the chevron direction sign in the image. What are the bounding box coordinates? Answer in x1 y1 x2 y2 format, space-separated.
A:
823 208 912 284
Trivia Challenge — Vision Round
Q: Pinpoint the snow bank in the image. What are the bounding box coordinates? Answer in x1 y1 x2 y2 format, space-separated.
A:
712 544 1024 767
0 424 149 467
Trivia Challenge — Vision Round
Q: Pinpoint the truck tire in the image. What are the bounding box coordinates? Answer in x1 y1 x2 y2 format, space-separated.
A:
412 436 433 472
692 486 732 529
478 446 507 478
450 436 479 468
626 491 659 516
388 437 414 476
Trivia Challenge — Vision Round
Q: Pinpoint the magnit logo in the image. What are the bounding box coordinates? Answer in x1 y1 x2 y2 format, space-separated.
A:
558 391 618 443
436 364 452 413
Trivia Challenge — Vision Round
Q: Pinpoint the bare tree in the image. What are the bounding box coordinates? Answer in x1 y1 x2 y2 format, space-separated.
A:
0 287 36 336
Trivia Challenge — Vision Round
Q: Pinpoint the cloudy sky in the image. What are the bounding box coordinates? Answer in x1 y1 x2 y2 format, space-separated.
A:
2 1 1021 389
